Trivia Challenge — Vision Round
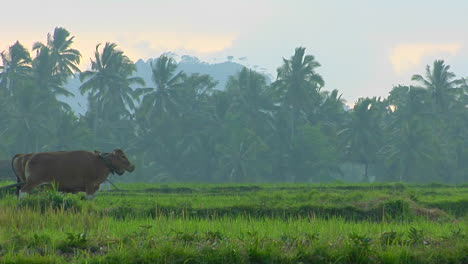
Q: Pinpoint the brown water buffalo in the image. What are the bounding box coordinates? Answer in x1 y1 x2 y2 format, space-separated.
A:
17 149 134 198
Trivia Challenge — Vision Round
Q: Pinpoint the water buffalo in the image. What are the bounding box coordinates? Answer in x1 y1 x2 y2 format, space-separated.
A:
15 149 134 199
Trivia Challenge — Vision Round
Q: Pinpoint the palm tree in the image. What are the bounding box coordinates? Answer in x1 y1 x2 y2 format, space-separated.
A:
80 42 144 119
273 47 324 143
411 61 467 182
0 41 69 153
411 60 462 114
41 111 92 151
80 43 144 148
225 67 273 129
381 113 437 182
32 27 81 78
177 73 217 117
267 47 324 181
316 89 347 130
32 46 73 101
3 80 60 153
339 97 384 181
381 85 436 181
216 127 268 182
0 41 32 96
137 55 185 120
291 124 341 182
31 28 81 113
387 85 429 125
4 42 77 153
445 78 468 182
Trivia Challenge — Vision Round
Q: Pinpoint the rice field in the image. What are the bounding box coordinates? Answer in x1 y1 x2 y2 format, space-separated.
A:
0 182 466 263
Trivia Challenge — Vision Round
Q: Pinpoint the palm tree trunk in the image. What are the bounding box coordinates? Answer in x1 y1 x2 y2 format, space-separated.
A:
290 106 295 144
93 116 98 146
364 161 369 182
6 77 11 95
401 164 409 182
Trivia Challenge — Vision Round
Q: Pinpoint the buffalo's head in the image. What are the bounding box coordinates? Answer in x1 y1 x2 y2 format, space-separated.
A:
109 149 135 175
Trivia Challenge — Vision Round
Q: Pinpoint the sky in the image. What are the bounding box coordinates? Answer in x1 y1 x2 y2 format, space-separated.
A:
2 0 468 105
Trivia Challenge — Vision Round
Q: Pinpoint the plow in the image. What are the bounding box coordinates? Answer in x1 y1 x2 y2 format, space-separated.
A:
0 182 22 192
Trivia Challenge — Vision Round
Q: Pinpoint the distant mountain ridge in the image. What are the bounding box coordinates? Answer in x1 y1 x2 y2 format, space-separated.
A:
135 55 249 90
62 55 269 116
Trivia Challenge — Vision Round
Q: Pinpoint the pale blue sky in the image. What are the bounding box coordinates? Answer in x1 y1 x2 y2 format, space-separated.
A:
2 0 468 105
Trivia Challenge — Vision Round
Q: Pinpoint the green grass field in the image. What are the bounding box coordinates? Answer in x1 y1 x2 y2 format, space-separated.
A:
0 182 467 263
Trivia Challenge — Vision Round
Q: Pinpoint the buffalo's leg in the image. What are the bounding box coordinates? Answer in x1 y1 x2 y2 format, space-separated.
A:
15 176 22 198
19 180 42 197
85 184 99 200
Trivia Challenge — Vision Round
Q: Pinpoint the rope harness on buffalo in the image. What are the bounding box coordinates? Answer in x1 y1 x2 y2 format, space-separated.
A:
97 152 122 191
98 152 120 175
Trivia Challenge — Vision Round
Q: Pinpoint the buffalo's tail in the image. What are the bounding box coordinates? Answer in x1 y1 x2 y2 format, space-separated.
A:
11 154 22 197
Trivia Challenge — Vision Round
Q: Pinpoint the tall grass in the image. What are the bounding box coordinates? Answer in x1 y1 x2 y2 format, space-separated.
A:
0 183 466 263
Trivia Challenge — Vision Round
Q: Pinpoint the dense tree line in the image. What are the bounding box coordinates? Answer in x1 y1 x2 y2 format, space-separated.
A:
1 28 466 183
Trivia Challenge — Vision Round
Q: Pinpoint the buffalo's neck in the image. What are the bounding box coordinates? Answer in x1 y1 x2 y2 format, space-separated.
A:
96 165 112 184
98 153 119 175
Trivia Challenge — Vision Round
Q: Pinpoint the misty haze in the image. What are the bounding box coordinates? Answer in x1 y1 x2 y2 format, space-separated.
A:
0 1 467 263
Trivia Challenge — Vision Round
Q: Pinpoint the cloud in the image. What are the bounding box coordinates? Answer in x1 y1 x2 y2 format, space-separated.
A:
114 32 237 61
1 31 237 71
390 43 462 74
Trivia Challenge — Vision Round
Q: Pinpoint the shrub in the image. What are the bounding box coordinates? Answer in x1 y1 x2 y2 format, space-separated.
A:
346 232 375 263
57 232 90 253
380 231 404 246
380 199 411 220
407 227 425 245
18 190 84 212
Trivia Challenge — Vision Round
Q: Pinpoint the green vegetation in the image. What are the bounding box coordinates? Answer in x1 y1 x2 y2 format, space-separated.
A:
1 28 467 184
0 183 466 263
0 27 466 263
